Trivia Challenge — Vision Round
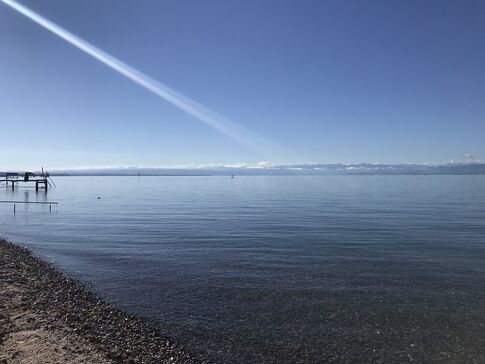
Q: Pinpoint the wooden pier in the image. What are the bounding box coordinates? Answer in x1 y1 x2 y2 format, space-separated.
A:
0 170 53 191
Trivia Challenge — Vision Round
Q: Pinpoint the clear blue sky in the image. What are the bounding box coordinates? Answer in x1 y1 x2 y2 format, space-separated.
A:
1 0 484 169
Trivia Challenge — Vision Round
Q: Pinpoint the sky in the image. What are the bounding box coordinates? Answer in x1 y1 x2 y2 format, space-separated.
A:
1 0 484 170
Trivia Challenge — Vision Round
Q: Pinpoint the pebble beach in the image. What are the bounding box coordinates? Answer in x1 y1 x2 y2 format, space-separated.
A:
0 239 199 364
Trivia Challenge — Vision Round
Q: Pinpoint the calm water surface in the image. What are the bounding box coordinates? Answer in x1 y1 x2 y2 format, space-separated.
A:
1 175 485 363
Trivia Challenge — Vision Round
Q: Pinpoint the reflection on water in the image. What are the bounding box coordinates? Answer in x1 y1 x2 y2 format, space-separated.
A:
1 175 485 363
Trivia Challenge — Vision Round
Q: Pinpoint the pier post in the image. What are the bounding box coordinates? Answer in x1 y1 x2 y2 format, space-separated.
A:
35 181 38 191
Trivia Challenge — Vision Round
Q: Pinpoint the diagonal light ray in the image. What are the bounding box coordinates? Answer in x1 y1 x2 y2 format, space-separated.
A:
1 0 288 158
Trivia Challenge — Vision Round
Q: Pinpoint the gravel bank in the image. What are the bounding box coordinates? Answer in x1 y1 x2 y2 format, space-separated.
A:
0 239 199 364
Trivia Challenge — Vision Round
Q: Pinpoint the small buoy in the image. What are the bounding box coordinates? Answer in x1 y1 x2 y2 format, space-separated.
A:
97 197 101 199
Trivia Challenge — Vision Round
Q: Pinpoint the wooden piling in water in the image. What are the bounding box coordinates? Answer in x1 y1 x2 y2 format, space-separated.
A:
0 200 58 215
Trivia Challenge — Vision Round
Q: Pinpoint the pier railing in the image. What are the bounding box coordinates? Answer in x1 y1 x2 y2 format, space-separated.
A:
0 200 58 213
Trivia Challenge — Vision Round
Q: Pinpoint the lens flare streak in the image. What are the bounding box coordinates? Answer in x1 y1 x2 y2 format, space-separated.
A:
1 0 281 157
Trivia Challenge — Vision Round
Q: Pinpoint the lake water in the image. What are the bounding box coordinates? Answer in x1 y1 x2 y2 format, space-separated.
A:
1 175 485 363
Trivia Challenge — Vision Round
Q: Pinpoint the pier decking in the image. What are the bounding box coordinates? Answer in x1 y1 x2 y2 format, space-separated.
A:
0 171 52 191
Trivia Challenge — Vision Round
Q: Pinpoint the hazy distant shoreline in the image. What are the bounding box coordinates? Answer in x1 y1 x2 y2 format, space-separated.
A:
44 163 485 177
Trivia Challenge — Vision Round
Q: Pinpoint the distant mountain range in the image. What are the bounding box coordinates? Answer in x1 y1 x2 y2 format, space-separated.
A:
48 163 485 176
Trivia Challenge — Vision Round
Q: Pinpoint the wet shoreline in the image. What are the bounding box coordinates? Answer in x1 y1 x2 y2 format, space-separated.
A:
0 238 199 364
